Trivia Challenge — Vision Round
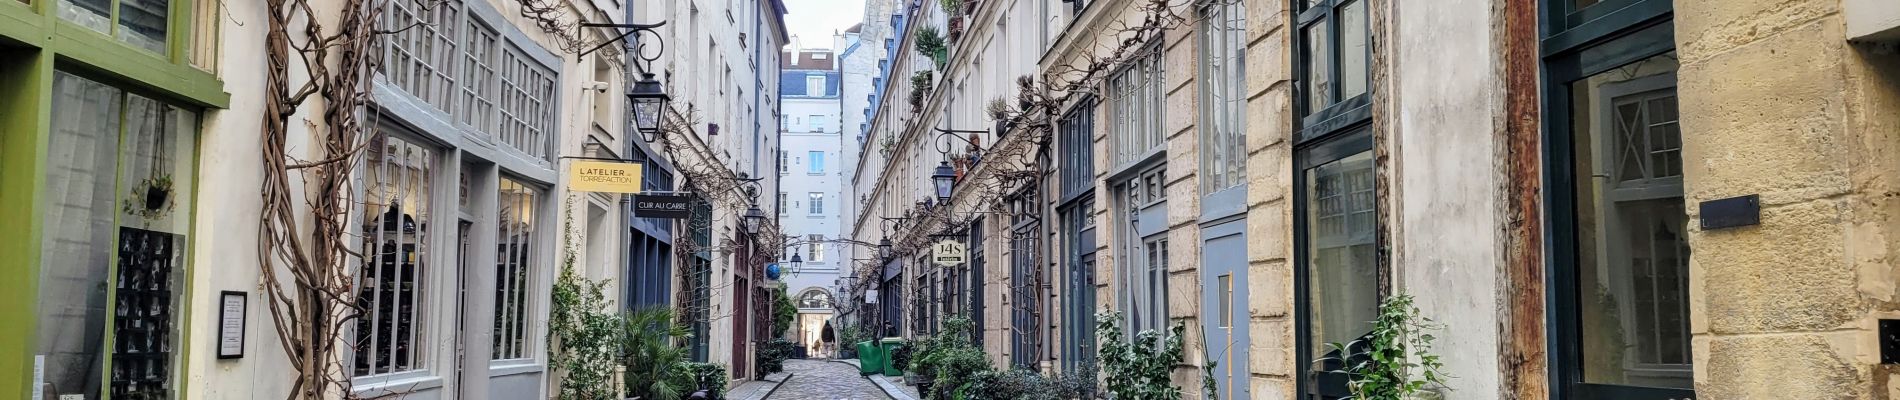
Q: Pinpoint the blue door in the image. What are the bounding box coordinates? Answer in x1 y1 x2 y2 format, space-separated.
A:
1201 221 1248 399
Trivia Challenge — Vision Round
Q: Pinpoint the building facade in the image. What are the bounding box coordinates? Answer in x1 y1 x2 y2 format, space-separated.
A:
848 0 1900 399
2 0 784 398
630 0 790 383
777 46 849 357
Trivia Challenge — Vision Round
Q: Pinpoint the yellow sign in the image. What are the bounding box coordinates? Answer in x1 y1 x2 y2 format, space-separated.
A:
569 160 643 193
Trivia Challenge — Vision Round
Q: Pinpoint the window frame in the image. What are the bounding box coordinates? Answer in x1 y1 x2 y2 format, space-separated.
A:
1196 0 1248 197
352 129 442 379
1540 0 1687 397
1105 41 1166 171
1292 0 1372 144
491 175 544 361
809 150 825 174
1057 99 1097 203
1291 127 1376 399
808 192 824 214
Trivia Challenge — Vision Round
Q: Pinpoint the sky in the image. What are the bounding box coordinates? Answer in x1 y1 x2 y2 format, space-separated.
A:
782 0 865 51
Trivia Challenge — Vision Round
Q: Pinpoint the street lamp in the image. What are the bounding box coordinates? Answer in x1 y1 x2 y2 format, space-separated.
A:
932 161 955 204
789 253 804 272
877 237 893 260
630 73 670 141
742 203 764 234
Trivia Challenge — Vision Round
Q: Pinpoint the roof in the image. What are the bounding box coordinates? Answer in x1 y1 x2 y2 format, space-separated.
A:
780 70 841 97
780 50 837 70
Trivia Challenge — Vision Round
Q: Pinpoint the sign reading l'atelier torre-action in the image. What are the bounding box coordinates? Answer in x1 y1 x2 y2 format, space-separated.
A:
569 160 643 193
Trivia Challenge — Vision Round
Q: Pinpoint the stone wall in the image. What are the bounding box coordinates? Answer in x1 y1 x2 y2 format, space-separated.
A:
1676 0 1900 397
1242 0 1295 396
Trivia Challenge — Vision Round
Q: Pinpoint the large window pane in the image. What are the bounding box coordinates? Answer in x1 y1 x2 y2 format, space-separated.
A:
118 0 170 53
1570 52 1689 389
59 0 112 33
355 132 435 376
1302 21 1330 115
1339 0 1368 100
494 178 540 360
39 72 197 400
1302 149 1377 398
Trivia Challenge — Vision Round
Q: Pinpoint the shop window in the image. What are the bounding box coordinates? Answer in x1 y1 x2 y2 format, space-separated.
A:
354 132 437 377
1198 0 1247 194
38 71 199 399
493 178 541 360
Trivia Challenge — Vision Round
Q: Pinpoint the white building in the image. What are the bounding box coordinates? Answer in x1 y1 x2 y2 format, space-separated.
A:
630 0 789 382
777 45 849 356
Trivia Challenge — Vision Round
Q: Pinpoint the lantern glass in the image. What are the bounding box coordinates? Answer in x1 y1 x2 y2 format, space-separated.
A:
629 73 669 135
790 253 804 271
878 238 893 259
743 204 764 234
932 162 955 202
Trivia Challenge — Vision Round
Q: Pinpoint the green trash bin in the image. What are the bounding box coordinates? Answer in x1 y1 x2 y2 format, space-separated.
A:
879 338 906 376
855 341 882 376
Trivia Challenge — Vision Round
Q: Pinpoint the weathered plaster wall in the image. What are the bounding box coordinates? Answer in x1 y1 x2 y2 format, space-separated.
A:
1675 0 1900 396
1242 0 1294 395
1390 0 1506 396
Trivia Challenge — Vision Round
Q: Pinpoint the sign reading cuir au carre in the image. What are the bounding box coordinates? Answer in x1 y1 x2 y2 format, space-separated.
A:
634 194 693 219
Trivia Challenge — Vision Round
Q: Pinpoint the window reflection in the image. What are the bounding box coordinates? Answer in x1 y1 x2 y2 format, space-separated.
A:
1303 149 1376 399
1570 52 1691 389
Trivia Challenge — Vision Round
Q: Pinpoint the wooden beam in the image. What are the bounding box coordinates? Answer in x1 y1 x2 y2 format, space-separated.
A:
1497 0 1547 397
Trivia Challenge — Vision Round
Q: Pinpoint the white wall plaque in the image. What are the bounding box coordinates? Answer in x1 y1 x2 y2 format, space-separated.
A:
218 291 247 359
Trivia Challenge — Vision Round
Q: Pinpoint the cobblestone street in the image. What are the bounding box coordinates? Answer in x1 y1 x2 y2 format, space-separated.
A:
764 359 891 400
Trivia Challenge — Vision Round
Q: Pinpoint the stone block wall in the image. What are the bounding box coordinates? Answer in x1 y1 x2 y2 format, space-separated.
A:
1676 0 1900 397
1243 0 1296 395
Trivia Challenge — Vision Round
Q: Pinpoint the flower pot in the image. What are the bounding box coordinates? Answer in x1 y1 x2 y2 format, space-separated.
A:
913 375 935 395
145 186 170 210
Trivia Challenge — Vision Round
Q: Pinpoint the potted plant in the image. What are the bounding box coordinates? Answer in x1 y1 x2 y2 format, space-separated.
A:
122 174 176 220
987 98 1012 136
915 27 948 69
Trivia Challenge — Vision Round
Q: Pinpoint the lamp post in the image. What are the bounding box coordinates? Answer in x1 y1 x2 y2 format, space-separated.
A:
932 161 955 204
742 203 764 234
629 73 670 141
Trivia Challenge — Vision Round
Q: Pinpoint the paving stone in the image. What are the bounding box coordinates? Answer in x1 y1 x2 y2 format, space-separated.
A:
764 359 892 400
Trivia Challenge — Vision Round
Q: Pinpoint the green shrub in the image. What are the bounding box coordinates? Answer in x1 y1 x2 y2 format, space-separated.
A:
621 308 693 400
757 338 796 376
1096 311 1185 400
668 362 728 400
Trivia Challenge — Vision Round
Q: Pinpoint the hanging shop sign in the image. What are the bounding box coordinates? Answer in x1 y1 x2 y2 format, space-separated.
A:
569 160 643 193
932 239 967 267
634 193 694 219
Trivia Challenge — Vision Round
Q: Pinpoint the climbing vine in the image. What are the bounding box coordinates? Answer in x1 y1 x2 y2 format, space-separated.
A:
549 196 624 399
1320 295 1449 400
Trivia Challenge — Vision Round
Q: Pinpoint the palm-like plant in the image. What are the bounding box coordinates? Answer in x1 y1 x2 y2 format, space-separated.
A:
621 308 693 400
